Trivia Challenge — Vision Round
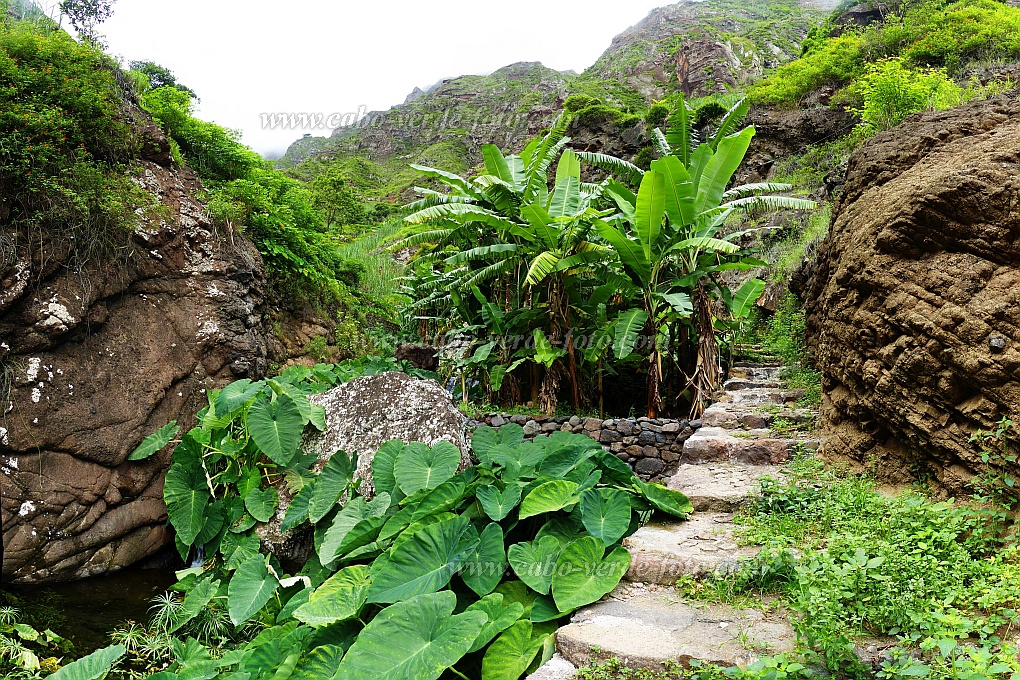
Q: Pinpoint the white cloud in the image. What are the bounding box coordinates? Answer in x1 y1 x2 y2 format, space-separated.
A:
100 0 668 156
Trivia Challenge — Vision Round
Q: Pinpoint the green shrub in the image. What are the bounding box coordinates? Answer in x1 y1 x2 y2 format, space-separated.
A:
841 57 965 132
564 93 602 113
645 102 669 126
573 104 641 127
748 33 867 105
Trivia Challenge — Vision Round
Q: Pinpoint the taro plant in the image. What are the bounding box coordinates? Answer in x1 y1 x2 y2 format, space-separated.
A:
131 366 693 680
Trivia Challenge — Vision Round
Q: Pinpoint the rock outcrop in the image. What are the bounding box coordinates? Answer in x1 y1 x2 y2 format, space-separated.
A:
805 96 1020 491
303 372 471 495
0 117 271 583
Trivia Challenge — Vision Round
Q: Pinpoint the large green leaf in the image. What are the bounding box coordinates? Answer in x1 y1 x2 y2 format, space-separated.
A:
228 555 281 625
213 379 265 418
394 441 461 495
290 644 345 680
639 482 694 517
317 494 391 565
729 278 766 320
481 144 514 185
223 532 261 571
247 394 304 467
471 425 524 463
367 515 477 604
477 485 522 522
412 480 467 522
555 148 581 183
551 537 631 613
166 577 220 634
613 308 649 361
127 422 179 461
371 440 404 498
334 591 486 680
580 489 632 546
518 481 580 520
634 169 666 259
694 127 755 215
465 594 526 654
244 486 278 523
508 536 563 595
548 175 582 218
594 220 650 287
280 481 315 532
309 452 356 523
164 457 210 548
650 156 695 228
481 620 544 680
461 522 506 597
48 644 125 680
293 565 370 627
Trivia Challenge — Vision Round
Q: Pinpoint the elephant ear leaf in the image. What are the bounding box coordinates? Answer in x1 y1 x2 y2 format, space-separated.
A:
228 555 280 626
551 536 631 613
247 394 304 466
519 481 580 520
309 452 356 523
461 523 506 597
477 485 522 521
127 422 179 461
371 440 405 499
394 441 461 495
48 644 126 680
244 486 278 524
465 593 525 654
639 482 694 517
293 565 371 627
580 488 633 546
333 591 486 680
164 457 210 548
481 620 545 680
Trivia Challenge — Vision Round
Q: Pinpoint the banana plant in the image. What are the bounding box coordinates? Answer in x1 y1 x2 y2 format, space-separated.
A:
587 96 816 417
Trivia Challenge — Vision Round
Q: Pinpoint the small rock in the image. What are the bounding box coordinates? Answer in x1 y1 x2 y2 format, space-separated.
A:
638 430 657 445
524 420 541 436
635 458 665 476
610 442 624 453
600 429 622 444
491 415 506 427
990 334 1008 353
625 445 643 457
617 420 635 436
583 418 602 432
690 419 703 429
541 422 560 432
560 423 573 432
641 445 660 459
569 415 581 427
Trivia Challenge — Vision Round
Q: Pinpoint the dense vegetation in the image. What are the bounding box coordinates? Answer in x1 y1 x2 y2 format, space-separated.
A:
749 0 1019 133
397 101 813 418
42 357 694 680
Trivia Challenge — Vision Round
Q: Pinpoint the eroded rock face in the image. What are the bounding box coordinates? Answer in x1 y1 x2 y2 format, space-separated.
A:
0 120 271 583
805 97 1020 491
303 372 471 494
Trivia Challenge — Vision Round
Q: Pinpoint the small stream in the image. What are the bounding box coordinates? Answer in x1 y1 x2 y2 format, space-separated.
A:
2 567 178 655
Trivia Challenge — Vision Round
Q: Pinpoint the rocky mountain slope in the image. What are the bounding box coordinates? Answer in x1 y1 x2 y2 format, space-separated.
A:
278 0 834 199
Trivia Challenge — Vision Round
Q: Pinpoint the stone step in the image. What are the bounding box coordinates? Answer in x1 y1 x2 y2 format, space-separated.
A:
527 655 577 679
702 401 816 432
721 387 807 407
623 512 760 584
729 364 783 382
683 426 820 466
668 462 781 512
555 583 795 671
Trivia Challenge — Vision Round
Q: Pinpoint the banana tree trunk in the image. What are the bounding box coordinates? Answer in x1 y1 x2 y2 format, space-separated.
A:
689 282 720 418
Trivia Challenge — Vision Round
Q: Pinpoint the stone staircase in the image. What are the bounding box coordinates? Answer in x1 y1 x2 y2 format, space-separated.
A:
530 363 820 679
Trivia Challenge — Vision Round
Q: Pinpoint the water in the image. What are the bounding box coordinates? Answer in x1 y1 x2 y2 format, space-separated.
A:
2 567 178 655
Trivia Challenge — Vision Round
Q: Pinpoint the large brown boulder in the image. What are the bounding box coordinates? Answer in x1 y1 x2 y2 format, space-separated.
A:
0 121 271 583
805 96 1020 491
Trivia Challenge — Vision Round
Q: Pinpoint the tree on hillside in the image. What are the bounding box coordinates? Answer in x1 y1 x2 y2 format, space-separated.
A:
313 165 366 230
128 60 197 98
59 0 115 43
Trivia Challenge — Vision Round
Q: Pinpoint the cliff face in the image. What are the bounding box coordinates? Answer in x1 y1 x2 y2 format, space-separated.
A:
278 0 830 199
805 96 1020 492
0 113 272 583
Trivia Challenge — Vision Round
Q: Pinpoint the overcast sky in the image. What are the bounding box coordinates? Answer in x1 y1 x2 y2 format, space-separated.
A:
94 0 669 157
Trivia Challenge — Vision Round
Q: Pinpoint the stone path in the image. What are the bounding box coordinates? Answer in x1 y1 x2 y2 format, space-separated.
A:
529 363 819 679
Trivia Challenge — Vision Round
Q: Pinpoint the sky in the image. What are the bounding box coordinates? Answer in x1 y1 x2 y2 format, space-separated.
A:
93 0 670 158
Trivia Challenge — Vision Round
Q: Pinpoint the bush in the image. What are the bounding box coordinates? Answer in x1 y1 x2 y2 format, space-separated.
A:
841 58 965 132
564 93 602 113
748 33 867 105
